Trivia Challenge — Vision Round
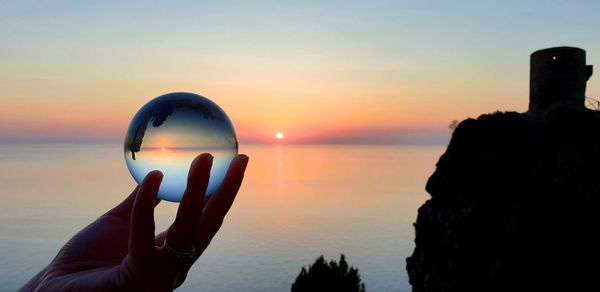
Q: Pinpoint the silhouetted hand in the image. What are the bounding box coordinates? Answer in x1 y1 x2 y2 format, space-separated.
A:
21 153 249 292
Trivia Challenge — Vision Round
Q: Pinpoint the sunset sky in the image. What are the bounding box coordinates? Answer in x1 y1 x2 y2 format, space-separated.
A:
1 1 599 144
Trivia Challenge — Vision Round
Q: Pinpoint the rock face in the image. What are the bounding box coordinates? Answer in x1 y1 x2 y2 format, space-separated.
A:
407 107 600 292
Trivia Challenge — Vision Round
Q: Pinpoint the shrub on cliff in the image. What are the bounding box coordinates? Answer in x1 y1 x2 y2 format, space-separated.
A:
292 254 366 292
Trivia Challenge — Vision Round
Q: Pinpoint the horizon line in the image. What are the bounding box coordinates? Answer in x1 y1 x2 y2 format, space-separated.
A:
0 140 449 146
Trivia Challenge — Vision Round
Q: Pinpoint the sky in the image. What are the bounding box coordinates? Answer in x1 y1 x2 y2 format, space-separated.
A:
1 0 599 144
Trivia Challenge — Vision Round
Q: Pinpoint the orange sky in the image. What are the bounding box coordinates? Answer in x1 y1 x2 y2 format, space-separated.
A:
1 1 599 144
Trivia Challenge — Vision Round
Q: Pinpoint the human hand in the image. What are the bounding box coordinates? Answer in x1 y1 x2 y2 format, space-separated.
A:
21 153 249 292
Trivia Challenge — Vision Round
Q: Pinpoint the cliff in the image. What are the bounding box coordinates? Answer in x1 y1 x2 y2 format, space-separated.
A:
407 106 600 291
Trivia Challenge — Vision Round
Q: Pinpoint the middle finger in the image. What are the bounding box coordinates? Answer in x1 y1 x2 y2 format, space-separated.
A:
165 153 212 252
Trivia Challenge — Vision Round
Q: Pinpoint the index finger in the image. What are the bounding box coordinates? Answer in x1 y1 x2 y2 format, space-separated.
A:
129 170 163 262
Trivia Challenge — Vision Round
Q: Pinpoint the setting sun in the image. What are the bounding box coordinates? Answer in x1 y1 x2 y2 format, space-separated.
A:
275 132 285 140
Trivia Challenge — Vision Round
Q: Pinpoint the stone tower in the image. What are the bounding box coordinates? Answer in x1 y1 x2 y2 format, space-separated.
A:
528 46 593 115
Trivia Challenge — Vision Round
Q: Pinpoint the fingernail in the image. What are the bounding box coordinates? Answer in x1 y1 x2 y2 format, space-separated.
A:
151 170 164 179
240 154 249 172
194 153 213 166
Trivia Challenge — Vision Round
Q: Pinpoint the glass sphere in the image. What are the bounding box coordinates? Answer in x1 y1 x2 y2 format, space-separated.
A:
124 92 238 202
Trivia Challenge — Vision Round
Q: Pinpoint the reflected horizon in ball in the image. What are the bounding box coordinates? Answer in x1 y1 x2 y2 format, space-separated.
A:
124 92 238 202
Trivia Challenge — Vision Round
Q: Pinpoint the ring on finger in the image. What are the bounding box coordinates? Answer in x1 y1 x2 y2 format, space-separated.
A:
164 239 197 260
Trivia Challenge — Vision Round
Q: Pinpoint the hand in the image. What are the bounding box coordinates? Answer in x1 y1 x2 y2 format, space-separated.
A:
21 153 249 292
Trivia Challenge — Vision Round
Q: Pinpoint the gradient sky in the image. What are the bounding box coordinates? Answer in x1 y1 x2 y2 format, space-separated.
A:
1 0 599 144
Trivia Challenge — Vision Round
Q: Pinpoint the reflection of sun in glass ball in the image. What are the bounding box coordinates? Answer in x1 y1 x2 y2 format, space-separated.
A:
124 92 238 202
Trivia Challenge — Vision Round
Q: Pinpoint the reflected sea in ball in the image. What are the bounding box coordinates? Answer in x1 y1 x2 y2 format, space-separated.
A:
124 92 238 202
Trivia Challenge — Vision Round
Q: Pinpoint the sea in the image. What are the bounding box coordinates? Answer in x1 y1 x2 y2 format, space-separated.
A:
0 144 445 291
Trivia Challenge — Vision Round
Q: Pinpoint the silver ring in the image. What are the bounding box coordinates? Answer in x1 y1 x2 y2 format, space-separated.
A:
164 240 197 260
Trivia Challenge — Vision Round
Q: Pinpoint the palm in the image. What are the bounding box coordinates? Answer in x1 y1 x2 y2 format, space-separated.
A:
60 196 135 268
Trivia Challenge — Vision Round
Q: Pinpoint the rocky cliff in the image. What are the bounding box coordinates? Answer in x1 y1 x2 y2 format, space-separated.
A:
407 106 600 291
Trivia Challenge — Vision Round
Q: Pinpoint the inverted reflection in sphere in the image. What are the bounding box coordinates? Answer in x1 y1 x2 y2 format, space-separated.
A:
124 92 238 202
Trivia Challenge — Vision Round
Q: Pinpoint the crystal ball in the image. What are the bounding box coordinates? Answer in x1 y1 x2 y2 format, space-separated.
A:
124 92 238 202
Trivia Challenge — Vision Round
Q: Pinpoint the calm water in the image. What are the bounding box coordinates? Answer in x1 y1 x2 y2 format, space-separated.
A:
0 144 444 291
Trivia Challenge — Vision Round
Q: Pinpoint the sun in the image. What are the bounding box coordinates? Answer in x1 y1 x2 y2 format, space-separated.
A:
275 132 285 140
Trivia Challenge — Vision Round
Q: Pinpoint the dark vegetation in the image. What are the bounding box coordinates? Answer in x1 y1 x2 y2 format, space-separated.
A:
292 254 366 292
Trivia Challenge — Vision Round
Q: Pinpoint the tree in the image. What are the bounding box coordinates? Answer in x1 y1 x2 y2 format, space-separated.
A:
292 254 366 292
